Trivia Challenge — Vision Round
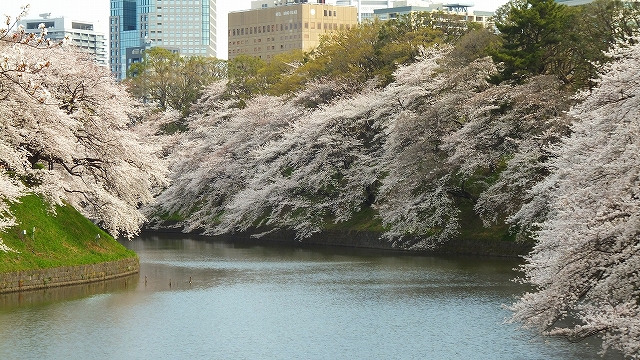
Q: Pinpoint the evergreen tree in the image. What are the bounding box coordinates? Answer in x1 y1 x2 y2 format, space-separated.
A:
491 0 568 83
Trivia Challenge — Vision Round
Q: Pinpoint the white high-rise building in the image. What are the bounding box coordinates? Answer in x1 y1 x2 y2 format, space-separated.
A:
19 15 107 66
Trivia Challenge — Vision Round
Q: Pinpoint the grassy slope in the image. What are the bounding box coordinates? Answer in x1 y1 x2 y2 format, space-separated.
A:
0 195 136 273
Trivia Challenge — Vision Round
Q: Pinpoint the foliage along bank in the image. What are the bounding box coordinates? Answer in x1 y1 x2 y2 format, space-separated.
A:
0 195 136 274
145 47 572 249
137 1 640 357
0 8 167 257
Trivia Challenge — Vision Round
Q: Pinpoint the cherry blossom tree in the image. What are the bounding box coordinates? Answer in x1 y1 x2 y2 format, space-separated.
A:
371 49 489 248
216 83 391 239
148 82 299 233
442 75 573 231
508 43 640 358
0 19 167 246
150 47 503 244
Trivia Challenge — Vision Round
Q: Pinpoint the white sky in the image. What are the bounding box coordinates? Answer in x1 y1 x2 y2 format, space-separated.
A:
0 1 508 59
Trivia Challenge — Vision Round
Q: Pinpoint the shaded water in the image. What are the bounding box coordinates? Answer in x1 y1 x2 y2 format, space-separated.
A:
0 233 620 359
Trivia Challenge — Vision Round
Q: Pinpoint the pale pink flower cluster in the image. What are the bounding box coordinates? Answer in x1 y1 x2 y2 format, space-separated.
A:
0 20 167 243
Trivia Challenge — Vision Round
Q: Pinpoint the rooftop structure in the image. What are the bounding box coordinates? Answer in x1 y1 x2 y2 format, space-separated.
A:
374 2 494 28
554 0 594 5
334 0 393 21
18 16 107 66
443 2 474 12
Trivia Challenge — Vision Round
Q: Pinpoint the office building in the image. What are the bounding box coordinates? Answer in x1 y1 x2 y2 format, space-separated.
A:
228 2 358 60
109 0 217 80
374 2 494 28
18 15 107 66
335 0 393 21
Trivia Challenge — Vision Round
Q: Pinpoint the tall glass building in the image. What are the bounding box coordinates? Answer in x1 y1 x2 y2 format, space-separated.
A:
109 0 217 80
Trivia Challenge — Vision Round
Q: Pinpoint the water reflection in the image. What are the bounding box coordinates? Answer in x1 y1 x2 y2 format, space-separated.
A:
0 274 137 312
0 233 623 360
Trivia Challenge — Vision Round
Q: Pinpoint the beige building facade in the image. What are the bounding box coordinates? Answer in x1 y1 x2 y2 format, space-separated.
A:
228 3 358 60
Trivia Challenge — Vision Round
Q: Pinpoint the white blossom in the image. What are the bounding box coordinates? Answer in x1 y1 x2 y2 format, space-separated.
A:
508 42 640 359
0 39 167 240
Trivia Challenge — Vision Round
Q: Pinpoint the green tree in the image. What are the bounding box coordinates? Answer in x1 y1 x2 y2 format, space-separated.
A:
492 0 640 88
563 0 640 88
258 50 306 96
126 47 181 110
226 54 266 103
167 56 226 116
304 20 383 85
448 28 501 66
375 12 445 84
222 12 478 100
491 0 569 83
126 47 225 116
293 12 476 89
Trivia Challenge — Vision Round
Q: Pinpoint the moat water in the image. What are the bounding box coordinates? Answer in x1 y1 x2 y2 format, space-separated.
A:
0 233 622 359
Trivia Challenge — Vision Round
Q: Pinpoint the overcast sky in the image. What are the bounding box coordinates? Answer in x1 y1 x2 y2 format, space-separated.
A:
0 1 508 59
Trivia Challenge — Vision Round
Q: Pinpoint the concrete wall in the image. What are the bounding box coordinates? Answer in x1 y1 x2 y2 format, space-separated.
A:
0 258 139 294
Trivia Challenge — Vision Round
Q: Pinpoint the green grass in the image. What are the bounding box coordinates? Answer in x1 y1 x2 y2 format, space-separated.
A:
455 198 519 243
0 195 137 274
325 206 386 232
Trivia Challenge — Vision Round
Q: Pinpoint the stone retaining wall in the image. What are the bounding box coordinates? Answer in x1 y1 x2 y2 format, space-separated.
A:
214 229 532 257
0 257 139 294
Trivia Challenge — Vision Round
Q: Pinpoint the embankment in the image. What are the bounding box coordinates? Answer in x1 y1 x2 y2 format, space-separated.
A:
0 257 139 294
203 228 532 257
